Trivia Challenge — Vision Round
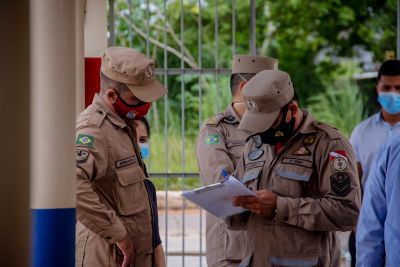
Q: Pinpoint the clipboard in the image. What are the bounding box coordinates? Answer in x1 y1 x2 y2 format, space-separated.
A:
181 175 255 219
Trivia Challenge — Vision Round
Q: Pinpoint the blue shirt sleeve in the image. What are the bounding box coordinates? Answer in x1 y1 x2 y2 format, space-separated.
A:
350 124 361 162
356 145 388 267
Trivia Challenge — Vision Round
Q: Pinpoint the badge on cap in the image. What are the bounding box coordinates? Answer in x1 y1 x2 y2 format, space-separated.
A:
275 131 284 137
143 65 155 80
245 98 257 112
248 148 264 161
292 146 311 156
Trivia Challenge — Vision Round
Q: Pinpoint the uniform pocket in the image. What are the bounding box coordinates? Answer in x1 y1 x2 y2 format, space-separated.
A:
225 229 247 261
273 162 312 198
115 165 147 216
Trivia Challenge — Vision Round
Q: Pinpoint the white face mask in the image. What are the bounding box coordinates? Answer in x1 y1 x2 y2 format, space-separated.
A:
139 143 149 160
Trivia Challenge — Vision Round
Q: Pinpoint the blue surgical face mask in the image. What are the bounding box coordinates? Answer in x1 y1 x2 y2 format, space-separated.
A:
140 143 149 160
378 92 400 115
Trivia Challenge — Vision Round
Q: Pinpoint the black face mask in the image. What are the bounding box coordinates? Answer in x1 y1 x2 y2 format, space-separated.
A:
259 105 295 145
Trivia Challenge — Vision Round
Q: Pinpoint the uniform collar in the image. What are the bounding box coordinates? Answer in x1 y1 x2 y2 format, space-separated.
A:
297 110 318 135
92 94 127 128
225 104 242 122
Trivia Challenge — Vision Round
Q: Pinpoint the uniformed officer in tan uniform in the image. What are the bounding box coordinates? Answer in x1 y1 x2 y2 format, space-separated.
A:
75 47 166 267
228 70 361 267
195 55 278 267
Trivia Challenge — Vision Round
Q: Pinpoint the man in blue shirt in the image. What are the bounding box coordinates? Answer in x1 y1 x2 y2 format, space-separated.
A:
349 60 400 266
356 136 400 266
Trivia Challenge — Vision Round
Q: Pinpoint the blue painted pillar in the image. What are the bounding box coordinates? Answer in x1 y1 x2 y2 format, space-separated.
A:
30 1 77 266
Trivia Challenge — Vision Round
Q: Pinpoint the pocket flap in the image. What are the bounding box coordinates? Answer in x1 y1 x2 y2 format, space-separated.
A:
241 170 261 183
116 166 146 186
276 169 311 182
269 256 318 267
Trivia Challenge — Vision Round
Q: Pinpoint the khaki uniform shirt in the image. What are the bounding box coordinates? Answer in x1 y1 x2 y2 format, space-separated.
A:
196 105 250 267
229 112 361 267
75 95 153 267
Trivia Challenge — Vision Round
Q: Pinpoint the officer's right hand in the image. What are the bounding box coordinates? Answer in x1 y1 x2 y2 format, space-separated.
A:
116 234 135 267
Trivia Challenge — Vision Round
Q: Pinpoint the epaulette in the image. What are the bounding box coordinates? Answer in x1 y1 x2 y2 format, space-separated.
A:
313 122 342 140
87 109 107 127
204 113 224 126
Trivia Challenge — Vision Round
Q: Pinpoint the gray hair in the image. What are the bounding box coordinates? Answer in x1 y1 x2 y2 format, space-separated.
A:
100 71 130 95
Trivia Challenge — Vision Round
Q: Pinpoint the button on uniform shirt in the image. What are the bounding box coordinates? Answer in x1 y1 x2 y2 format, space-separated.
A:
350 112 400 185
356 136 400 266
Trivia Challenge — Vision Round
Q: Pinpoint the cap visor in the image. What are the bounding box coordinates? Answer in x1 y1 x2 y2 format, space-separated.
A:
238 109 280 133
127 80 167 102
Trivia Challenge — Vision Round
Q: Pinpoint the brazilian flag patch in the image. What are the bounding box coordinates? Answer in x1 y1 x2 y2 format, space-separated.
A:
206 134 220 145
76 134 95 148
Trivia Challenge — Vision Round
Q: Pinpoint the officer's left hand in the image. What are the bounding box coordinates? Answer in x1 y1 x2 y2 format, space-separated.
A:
232 190 277 218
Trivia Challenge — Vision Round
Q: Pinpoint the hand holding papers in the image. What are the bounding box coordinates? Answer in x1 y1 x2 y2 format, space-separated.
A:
181 175 255 219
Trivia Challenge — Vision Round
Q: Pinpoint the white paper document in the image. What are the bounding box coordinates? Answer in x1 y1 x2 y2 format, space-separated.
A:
181 175 256 219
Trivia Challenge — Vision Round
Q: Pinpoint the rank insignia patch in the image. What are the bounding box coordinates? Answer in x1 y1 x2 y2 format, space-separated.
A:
292 146 311 156
206 134 220 145
330 172 351 197
76 134 95 148
303 135 316 146
76 150 90 164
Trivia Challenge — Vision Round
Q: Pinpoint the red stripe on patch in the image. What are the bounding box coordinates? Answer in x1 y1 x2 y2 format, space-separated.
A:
329 150 347 161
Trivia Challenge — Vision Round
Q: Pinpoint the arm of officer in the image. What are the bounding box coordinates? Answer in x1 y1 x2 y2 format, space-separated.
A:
275 138 361 232
76 126 127 244
195 124 234 185
356 145 388 267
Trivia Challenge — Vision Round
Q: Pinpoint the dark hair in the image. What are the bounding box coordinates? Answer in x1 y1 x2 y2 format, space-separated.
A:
134 117 151 138
230 73 256 95
377 60 400 81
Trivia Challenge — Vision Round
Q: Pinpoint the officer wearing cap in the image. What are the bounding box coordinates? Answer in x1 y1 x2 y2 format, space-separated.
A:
75 46 166 267
195 55 278 267
228 70 361 266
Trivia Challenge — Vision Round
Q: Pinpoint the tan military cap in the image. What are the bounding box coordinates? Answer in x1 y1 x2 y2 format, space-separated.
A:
232 55 278 74
238 70 294 133
101 46 166 102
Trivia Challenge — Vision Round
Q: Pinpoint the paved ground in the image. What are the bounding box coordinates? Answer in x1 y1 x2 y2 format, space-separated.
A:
158 207 352 267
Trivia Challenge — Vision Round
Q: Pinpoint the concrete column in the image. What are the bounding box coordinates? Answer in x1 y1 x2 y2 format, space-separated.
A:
30 0 76 266
84 0 107 57
76 0 85 115
0 1 30 266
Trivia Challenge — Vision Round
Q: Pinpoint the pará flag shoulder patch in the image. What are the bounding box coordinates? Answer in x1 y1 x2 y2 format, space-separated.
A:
76 134 95 148
206 134 220 145
330 172 351 197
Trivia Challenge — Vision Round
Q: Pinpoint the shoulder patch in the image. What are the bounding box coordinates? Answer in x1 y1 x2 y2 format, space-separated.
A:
314 122 342 140
330 172 351 197
205 113 224 126
205 134 220 145
76 134 95 148
76 150 90 164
